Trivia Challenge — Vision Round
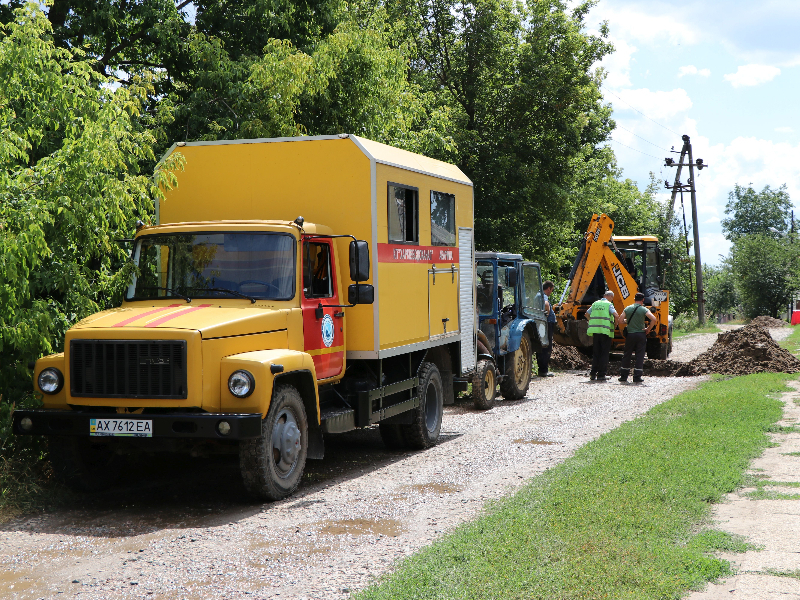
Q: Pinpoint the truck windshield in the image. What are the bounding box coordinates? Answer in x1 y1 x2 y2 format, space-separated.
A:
126 232 296 301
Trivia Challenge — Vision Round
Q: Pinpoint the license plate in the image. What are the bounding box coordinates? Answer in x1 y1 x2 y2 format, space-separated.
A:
90 418 153 438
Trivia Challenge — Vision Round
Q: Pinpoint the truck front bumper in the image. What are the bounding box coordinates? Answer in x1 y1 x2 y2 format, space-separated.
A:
12 410 263 440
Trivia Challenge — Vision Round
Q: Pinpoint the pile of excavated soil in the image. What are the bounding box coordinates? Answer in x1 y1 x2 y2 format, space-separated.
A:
670 323 800 376
550 344 591 370
750 315 788 328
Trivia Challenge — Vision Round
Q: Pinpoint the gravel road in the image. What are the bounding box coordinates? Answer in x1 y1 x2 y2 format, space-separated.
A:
0 329 790 600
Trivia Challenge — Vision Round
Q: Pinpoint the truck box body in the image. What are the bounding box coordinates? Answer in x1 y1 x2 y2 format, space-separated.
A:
158 135 475 367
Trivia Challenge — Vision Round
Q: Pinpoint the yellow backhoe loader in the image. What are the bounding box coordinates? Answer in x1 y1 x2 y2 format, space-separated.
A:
554 214 673 359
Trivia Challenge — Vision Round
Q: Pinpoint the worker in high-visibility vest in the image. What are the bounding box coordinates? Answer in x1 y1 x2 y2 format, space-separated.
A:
584 290 621 382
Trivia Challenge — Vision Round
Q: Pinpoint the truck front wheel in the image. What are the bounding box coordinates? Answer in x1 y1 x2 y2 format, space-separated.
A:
240 384 308 501
500 330 532 400
49 436 125 492
401 361 443 450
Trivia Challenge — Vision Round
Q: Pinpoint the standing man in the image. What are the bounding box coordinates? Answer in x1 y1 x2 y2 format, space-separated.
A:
584 290 621 382
618 292 657 383
536 280 556 377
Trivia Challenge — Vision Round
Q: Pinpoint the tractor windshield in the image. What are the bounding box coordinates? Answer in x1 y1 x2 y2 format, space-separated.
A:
126 232 296 301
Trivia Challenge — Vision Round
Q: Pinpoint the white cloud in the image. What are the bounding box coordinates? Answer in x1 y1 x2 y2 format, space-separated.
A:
776 126 794 133
723 64 781 87
699 233 731 267
678 65 711 77
593 5 699 46
598 37 637 88
611 88 693 119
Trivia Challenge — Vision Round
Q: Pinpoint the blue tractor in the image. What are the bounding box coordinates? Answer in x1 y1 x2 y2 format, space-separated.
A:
472 252 550 409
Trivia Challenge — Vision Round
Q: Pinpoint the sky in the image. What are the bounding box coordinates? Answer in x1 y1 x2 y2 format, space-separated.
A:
584 0 800 265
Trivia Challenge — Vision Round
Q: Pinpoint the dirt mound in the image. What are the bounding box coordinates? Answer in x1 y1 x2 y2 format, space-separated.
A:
668 323 800 376
750 315 788 328
550 344 591 370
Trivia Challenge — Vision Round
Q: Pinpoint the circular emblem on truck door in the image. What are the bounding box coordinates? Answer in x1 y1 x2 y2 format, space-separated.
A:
321 314 335 348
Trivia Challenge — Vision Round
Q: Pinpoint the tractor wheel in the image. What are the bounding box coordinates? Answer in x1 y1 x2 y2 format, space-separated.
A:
500 330 533 400
667 325 673 356
240 384 308 501
472 359 497 410
49 436 125 492
400 362 443 450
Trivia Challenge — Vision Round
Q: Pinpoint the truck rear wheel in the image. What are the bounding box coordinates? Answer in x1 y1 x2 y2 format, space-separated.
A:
472 359 497 410
49 436 125 492
500 330 532 400
401 362 443 450
240 384 308 501
646 337 661 360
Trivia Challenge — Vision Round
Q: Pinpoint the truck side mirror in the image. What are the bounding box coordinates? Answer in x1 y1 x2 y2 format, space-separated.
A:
349 240 370 282
507 268 518 288
663 248 672 262
348 284 374 305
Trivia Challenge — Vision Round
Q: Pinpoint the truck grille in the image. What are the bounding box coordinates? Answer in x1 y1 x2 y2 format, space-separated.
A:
70 340 188 399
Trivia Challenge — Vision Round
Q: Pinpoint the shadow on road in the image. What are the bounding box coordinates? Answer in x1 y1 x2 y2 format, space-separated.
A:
0 423 464 538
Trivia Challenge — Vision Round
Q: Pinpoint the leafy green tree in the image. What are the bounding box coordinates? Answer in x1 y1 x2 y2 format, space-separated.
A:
389 0 615 271
729 234 798 319
722 184 792 241
703 263 738 318
0 4 180 402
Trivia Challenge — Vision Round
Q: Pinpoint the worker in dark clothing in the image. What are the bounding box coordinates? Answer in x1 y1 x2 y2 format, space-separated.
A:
618 292 657 383
536 280 556 377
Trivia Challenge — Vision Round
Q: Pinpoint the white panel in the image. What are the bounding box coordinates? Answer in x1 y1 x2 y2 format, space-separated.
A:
458 227 476 373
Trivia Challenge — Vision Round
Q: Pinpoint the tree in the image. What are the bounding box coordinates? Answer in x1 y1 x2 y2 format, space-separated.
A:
703 263 738 318
0 4 180 402
389 0 615 271
729 234 797 319
721 183 792 241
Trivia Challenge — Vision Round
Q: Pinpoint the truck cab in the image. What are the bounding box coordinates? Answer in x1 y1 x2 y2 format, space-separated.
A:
471 252 549 409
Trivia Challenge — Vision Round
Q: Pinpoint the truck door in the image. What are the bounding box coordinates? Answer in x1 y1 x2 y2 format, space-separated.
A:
429 264 459 339
520 262 549 346
301 238 344 380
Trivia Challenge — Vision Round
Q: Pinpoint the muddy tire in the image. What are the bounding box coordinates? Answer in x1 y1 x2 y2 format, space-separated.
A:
667 324 673 356
500 330 533 400
240 384 308 501
400 362 443 450
379 423 407 450
49 436 125 492
472 359 497 410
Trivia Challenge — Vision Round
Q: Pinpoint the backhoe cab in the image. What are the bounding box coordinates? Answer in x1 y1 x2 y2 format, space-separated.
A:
554 214 672 359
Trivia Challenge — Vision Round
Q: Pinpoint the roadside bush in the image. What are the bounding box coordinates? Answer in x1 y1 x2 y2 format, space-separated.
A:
672 312 700 332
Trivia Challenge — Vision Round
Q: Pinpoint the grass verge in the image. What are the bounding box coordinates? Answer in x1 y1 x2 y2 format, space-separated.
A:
672 324 721 339
357 373 794 600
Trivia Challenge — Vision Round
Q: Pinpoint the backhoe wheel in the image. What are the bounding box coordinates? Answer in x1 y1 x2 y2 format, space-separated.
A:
401 362 443 450
500 330 533 400
667 325 673 356
240 384 308 501
472 359 497 410
49 436 125 492
379 423 407 450
646 337 661 360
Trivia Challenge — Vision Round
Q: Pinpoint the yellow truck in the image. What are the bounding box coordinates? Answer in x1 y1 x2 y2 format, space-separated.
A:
13 134 479 500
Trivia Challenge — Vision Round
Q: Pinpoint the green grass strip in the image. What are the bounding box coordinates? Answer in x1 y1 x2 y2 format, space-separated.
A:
671 325 721 339
357 373 794 600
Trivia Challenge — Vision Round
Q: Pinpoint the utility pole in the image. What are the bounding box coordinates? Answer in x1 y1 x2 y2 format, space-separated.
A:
665 135 708 324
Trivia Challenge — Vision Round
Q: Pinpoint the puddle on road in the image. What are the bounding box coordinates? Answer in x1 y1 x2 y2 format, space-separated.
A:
513 438 559 445
318 518 405 537
405 482 462 495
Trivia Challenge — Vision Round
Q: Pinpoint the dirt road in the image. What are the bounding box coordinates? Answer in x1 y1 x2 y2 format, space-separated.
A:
0 330 787 600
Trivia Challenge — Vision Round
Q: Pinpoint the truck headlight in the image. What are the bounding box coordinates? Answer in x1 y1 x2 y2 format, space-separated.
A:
38 368 64 394
228 370 255 398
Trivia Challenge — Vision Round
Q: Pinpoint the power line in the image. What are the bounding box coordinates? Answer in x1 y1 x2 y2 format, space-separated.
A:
601 85 681 137
614 124 669 151
605 138 663 161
